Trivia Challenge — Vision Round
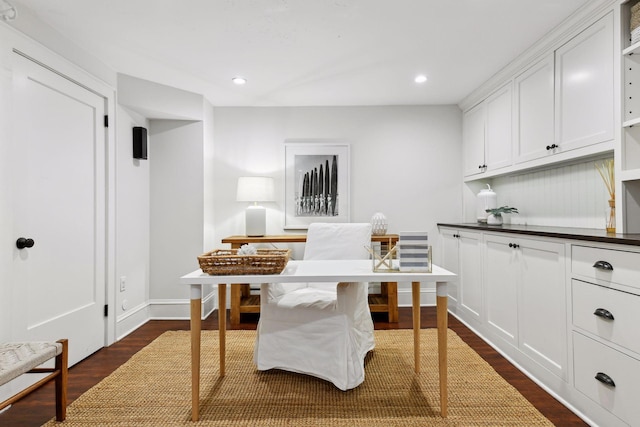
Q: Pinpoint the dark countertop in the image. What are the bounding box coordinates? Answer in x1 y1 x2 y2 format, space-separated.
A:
437 223 640 247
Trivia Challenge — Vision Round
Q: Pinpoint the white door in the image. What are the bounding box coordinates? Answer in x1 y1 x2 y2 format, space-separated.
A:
11 52 106 366
458 230 483 324
484 233 518 346
555 13 614 151
439 228 460 307
484 83 512 172
518 238 566 380
514 54 555 164
462 102 485 177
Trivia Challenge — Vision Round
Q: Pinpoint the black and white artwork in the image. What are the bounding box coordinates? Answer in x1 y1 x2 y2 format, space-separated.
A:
284 142 350 229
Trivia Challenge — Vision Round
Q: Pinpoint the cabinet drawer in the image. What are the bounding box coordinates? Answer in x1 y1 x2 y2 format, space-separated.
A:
573 332 640 426
572 279 640 355
572 245 640 291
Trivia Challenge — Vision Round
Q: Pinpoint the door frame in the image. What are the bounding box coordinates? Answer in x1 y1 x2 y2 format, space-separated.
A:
10 35 117 347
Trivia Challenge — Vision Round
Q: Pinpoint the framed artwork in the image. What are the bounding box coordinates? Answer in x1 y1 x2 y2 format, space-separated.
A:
284 141 350 230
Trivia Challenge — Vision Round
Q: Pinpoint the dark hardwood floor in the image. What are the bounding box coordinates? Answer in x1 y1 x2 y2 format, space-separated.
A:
0 307 588 426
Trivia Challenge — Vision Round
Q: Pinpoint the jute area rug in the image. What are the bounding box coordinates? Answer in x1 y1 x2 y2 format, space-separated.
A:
43 329 552 426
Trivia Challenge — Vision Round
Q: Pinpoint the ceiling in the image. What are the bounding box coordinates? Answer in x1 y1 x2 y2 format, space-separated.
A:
9 0 590 107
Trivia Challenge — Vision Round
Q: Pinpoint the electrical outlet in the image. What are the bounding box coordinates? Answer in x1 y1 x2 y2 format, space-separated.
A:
119 276 126 292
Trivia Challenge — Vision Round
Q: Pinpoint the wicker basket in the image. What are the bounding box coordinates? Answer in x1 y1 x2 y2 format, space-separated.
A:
197 249 291 275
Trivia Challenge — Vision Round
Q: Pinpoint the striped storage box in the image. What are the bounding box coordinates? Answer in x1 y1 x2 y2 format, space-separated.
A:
397 231 431 272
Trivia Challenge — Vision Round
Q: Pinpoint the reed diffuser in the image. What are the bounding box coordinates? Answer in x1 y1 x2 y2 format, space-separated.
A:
595 159 615 233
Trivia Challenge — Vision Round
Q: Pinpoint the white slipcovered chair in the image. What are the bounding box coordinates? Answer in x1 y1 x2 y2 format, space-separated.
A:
253 222 374 390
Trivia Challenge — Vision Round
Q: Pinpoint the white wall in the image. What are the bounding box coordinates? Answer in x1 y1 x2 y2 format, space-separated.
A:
148 119 209 316
114 106 150 339
211 106 463 305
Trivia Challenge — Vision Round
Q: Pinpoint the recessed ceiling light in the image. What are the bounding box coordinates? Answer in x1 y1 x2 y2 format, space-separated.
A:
414 74 428 84
232 77 247 85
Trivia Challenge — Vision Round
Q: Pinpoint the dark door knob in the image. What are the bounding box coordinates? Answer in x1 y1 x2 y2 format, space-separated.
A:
16 238 35 249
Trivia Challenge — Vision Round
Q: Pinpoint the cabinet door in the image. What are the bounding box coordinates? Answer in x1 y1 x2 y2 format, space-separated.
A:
518 238 567 379
440 228 460 306
555 13 613 152
485 84 512 172
463 102 485 177
514 54 555 164
458 230 483 324
484 234 519 346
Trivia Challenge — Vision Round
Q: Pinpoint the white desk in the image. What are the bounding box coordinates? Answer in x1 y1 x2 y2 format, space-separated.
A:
180 260 457 422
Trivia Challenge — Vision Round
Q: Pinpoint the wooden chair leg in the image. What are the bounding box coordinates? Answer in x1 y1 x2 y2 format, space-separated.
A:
54 339 68 421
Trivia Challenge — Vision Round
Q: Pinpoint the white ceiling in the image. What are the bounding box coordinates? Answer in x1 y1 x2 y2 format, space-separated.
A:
10 0 590 107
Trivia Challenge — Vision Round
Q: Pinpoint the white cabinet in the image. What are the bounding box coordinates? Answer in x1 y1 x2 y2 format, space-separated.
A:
570 243 640 426
514 54 555 164
484 233 567 379
573 332 640 427
555 12 614 152
463 84 512 178
439 228 483 324
518 237 567 379
465 13 614 178
463 102 486 177
440 228 460 307
515 14 613 166
485 85 513 171
458 230 483 324
484 234 519 346
440 224 640 427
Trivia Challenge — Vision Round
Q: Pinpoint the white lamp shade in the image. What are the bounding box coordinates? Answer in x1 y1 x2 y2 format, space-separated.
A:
236 176 275 202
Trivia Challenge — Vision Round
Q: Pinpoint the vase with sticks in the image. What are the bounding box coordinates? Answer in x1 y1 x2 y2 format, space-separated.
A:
596 159 615 234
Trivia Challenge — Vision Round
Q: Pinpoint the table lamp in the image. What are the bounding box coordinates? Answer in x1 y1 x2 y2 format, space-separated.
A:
236 176 275 237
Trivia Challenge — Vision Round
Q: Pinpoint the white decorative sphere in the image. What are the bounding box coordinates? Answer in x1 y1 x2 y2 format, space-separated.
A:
371 212 388 236
238 244 258 255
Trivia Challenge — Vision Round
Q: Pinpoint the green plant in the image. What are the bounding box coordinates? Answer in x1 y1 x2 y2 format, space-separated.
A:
486 206 519 217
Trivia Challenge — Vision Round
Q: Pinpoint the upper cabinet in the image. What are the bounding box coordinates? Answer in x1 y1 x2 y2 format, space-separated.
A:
555 13 614 153
463 102 486 177
463 84 512 177
462 11 615 180
514 54 555 164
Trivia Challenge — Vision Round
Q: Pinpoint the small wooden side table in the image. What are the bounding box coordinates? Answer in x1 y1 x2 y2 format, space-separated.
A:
221 234 399 326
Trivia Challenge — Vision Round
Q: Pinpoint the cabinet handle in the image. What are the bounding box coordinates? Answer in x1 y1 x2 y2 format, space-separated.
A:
16 237 35 249
508 243 520 249
592 260 613 271
595 372 616 388
593 308 614 320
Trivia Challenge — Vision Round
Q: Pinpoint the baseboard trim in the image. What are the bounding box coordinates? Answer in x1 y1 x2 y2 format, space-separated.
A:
148 290 216 320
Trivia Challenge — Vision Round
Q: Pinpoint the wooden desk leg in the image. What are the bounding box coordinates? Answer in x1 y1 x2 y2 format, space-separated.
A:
436 282 448 418
388 281 398 322
411 281 420 373
190 287 202 422
230 284 241 327
229 242 242 327
218 283 227 376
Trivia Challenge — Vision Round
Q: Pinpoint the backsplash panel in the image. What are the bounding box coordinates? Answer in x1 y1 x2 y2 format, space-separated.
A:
490 159 612 229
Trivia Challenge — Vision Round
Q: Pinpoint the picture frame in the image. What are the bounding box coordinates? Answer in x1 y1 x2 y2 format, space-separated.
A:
284 141 350 230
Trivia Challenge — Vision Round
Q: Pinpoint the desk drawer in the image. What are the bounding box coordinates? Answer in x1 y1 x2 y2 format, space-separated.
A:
573 332 640 426
572 245 640 291
572 279 640 355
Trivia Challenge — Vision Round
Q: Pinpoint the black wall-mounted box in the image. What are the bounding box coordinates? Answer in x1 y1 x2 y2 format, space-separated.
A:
133 126 148 159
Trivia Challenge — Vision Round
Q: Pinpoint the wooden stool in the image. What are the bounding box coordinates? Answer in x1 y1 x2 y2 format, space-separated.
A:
0 339 68 421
